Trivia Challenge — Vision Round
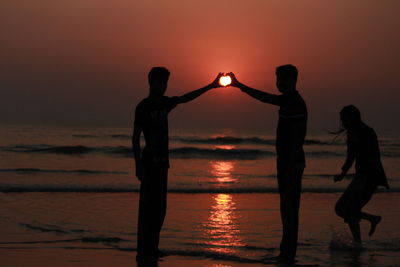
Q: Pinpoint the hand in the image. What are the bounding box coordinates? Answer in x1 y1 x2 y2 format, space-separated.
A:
227 72 242 88
208 72 224 89
334 174 344 182
135 162 145 181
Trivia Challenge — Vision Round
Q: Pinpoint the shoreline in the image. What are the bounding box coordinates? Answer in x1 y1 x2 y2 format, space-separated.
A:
1 192 399 266
0 249 268 267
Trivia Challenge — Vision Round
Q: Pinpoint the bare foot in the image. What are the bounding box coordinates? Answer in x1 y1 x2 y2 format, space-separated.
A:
369 216 382 236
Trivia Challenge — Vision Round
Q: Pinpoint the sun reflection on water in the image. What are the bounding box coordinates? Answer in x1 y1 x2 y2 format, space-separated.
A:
204 193 244 254
202 160 245 254
211 161 236 184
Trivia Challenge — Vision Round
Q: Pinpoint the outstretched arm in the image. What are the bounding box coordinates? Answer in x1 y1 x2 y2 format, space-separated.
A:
132 124 144 181
177 73 223 104
228 72 279 105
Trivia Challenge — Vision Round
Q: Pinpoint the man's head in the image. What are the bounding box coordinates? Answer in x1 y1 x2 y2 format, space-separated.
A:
275 64 298 93
340 105 362 130
148 67 170 96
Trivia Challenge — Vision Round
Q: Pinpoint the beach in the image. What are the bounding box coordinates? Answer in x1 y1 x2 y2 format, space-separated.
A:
0 192 399 266
2 0 400 265
0 125 399 266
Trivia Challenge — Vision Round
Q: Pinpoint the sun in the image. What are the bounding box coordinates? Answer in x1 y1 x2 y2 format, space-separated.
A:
219 75 232 87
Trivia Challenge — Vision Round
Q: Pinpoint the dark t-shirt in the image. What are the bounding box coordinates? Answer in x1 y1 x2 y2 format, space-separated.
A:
342 124 389 189
276 91 307 169
134 96 180 165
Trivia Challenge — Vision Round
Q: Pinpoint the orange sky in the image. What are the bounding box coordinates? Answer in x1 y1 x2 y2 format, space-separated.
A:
1 0 399 134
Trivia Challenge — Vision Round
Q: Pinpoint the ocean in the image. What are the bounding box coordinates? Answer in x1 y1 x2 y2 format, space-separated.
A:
0 125 399 266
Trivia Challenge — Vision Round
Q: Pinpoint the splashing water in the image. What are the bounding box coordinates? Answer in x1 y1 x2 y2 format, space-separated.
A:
329 227 364 251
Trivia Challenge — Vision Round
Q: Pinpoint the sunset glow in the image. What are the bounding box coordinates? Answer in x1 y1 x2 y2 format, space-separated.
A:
1 1 400 266
219 75 232 87
1 1 399 132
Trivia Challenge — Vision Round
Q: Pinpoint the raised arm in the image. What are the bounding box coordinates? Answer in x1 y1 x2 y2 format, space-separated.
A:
132 124 144 181
228 72 279 105
177 73 223 104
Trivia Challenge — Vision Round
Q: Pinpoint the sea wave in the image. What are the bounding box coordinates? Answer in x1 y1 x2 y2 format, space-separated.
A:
72 134 131 139
72 133 340 146
0 169 363 181
70 133 400 148
3 144 398 159
170 147 274 159
172 136 339 146
72 134 98 138
175 135 400 148
108 134 131 139
3 145 95 154
0 144 341 159
0 168 127 175
0 186 395 193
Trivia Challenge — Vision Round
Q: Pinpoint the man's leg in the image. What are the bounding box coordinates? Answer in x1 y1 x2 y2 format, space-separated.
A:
335 178 378 243
348 222 361 243
278 168 303 261
287 169 302 258
137 164 168 258
152 166 168 254
359 183 380 236
335 188 363 243
360 212 381 236
278 173 288 257
137 176 151 257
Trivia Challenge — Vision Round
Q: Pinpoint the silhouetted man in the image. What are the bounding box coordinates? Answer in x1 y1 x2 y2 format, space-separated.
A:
229 65 307 263
132 67 222 262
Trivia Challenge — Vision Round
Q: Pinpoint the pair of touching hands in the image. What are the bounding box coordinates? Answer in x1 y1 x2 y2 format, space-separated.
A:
208 72 242 89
